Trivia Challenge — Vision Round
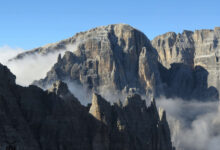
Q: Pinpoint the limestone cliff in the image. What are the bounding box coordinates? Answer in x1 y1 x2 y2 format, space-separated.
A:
151 31 195 68
152 27 220 100
33 24 163 97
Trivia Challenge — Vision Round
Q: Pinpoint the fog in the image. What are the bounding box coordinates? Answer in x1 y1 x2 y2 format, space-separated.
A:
63 79 92 105
6 51 65 86
0 44 79 86
0 44 93 105
157 97 220 150
0 45 24 64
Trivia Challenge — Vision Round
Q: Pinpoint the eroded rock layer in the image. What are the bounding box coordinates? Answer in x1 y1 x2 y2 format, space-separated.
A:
34 24 163 98
152 27 220 100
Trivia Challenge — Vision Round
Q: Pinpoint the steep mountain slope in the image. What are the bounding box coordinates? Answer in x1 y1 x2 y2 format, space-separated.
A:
0 63 106 150
152 27 220 100
89 93 173 150
152 27 220 69
33 24 163 98
10 24 220 101
0 63 173 150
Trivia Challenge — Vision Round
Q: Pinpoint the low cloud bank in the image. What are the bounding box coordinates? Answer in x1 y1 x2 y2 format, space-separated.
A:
0 45 24 64
0 44 80 86
6 51 65 86
157 97 220 150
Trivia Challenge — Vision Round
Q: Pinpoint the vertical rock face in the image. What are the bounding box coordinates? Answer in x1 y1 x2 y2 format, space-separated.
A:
193 28 220 91
89 93 173 150
151 31 195 68
152 27 220 100
0 64 16 86
34 24 163 98
138 47 164 96
0 63 173 150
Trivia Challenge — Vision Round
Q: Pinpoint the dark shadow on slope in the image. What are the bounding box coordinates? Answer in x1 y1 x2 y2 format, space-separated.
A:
0 61 174 150
158 62 219 101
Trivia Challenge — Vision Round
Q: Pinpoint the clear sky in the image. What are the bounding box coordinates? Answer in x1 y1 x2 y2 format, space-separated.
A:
0 0 220 50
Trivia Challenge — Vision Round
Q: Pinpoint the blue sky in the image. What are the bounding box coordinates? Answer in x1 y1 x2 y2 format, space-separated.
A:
0 0 220 50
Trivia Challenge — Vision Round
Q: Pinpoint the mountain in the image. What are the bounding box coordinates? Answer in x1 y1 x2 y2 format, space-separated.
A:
31 24 163 98
152 28 220 100
10 24 220 101
0 63 173 150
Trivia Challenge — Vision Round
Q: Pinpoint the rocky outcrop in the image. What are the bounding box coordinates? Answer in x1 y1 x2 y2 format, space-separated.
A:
158 63 218 100
193 28 220 92
47 80 80 104
152 27 220 100
138 47 164 96
0 63 173 150
33 24 163 98
89 93 173 150
0 63 105 150
151 31 195 68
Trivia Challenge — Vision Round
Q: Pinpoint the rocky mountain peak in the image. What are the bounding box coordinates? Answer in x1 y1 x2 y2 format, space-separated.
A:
123 93 145 107
11 24 148 61
150 97 157 108
33 24 163 98
48 80 69 95
47 80 80 103
159 107 167 121
88 92 174 150
0 63 16 86
89 93 112 125
152 27 220 100
57 53 62 62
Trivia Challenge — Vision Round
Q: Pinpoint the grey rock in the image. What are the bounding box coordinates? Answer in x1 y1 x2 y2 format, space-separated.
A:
11 24 220 101
152 28 220 100
151 31 195 68
89 93 173 150
138 47 164 96
0 63 174 150
34 24 162 98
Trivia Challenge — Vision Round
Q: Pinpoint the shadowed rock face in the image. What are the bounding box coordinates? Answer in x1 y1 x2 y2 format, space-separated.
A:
0 63 106 150
47 80 80 104
152 28 220 100
0 63 173 150
33 24 163 98
89 93 173 150
158 63 219 101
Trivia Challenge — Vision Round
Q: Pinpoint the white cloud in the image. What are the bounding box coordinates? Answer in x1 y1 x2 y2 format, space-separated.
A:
8 51 65 86
0 45 24 64
157 97 220 150
0 43 80 86
63 79 92 105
